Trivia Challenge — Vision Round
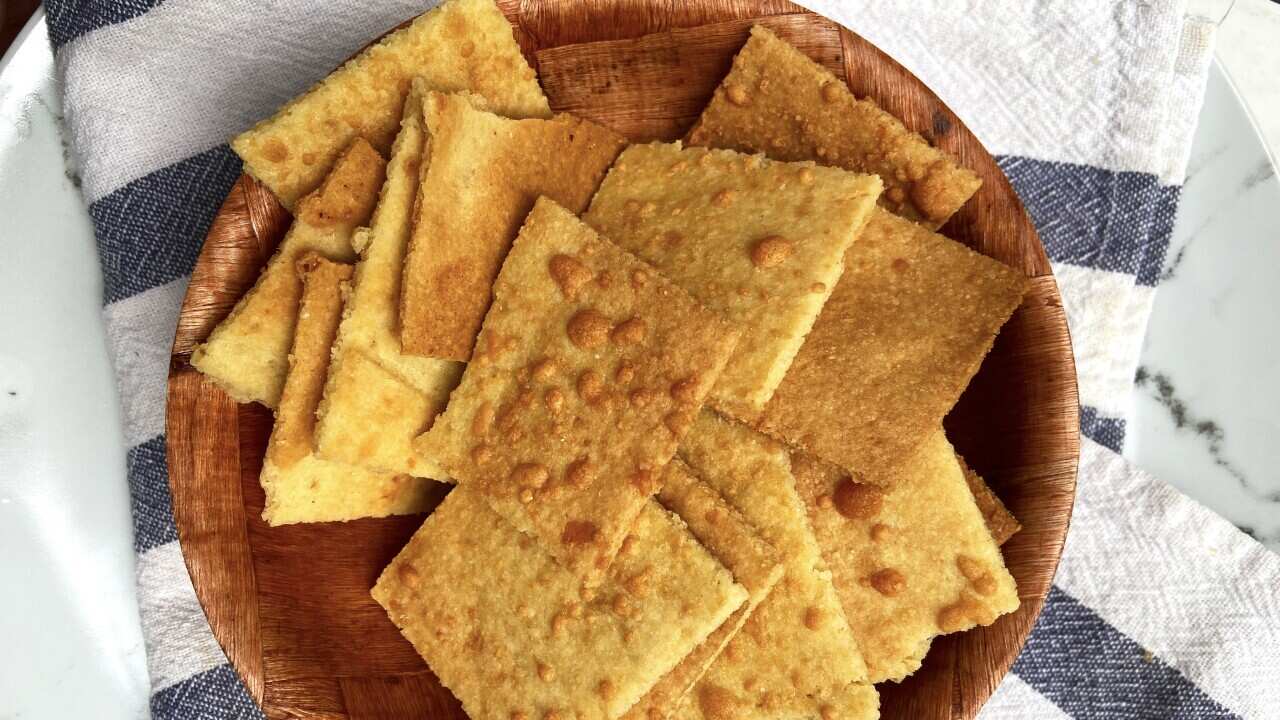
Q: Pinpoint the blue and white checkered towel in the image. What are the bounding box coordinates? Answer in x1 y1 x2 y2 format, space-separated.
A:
44 0 1280 717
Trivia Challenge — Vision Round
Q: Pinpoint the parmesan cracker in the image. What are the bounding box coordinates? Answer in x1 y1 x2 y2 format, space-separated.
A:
584 142 881 416
679 680 878 720
259 254 438 525
687 24 980 228
399 91 626 360
373 487 747 720
757 209 1028 480
314 85 463 478
678 412 868 707
413 198 739 581
232 0 550 208
192 139 386 408
790 431 1020 683
959 453 1021 546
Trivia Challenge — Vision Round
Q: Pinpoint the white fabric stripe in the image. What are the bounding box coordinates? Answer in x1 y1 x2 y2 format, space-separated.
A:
1109 284 1158 433
977 673 1073 720
810 0 1186 176
135 540 228 693
1055 439 1280 719
1050 262 1139 417
1159 17 1216 184
102 277 187 446
57 0 436 203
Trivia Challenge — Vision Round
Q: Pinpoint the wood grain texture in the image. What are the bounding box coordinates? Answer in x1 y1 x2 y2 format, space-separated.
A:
165 2 1079 718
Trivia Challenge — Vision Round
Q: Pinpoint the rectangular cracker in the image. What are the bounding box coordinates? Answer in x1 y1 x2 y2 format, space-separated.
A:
413 198 740 581
314 85 463 478
789 430 1020 683
677 412 868 706
757 209 1029 480
232 0 550 209
624 458 784 720
584 142 881 416
400 92 627 360
259 253 438 525
687 24 980 228
192 140 386 408
373 487 747 720
958 454 1021 546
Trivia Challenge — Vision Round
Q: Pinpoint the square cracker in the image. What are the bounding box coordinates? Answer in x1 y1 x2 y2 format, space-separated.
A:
789 430 1020 683
232 0 550 208
677 412 868 708
413 198 739 581
624 458 784 720
259 253 438 525
400 91 627 360
959 454 1021 546
373 487 747 720
315 85 463 478
584 142 881 416
192 140 386 408
757 209 1029 480
687 24 980 229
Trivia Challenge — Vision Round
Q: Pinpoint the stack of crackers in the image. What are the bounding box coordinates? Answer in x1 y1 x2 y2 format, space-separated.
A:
195 1 1031 717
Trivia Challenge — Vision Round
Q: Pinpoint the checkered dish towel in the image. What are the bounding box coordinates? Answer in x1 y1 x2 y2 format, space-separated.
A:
45 0 1280 717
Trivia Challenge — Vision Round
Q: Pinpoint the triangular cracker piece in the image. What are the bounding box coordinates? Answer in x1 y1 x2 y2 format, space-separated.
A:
959 453 1020 546
687 24 979 228
584 142 881 416
789 430 1020 683
259 254 439 525
192 140 386 407
677 412 870 712
373 487 747 720
625 458 784 720
314 84 463 478
400 92 627 360
414 198 739 581
233 0 550 208
757 209 1028 480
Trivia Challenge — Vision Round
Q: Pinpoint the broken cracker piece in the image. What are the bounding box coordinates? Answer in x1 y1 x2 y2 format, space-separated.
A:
790 430 1020 683
232 0 550 208
373 487 747 720
584 142 881 416
678 411 868 706
400 91 627 360
958 453 1021 546
315 84 463 478
757 209 1029 481
688 24 979 228
413 197 739 581
192 139 386 408
259 253 438 525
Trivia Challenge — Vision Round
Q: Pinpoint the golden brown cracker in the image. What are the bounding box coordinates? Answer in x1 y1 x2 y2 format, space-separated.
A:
192 139 386 408
687 24 980 228
584 142 881 415
400 91 627 360
413 198 740 581
757 209 1028 481
232 0 550 208
790 431 1020 683
678 680 878 720
259 253 437 525
958 453 1021 546
373 487 747 720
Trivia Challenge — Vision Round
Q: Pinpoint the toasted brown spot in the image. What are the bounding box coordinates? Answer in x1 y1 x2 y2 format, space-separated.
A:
611 317 647 346
567 310 611 349
577 370 604 402
544 388 566 415
820 81 842 103
809 281 827 294
956 555 985 581
803 606 824 630
698 684 742 720
712 189 737 207
891 257 910 274
631 268 650 288
624 566 654 596
751 236 793 269
565 457 593 488
663 411 687 436
869 568 906 596
662 230 684 248
618 534 638 557
511 712 529 720
531 357 558 382
544 711 564 720
819 705 836 720
669 376 700 404
301 151 317 166
816 494 833 509
629 468 656 494
519 488 535 504
536 661 554 682
973 574 999 596
470 444 492 465
612 594 631 616
561 520 599 545
471 402 495 436
548 254 592 300
938 598 979 633
887 186 907 204
596 270 614 288
511 463 549 489
870 523 891 542
615 361 636 385
725 84 750 106
798 167 815 184
261 137 289 163
597 679 617 702
833 479 884 520
397 562 420 589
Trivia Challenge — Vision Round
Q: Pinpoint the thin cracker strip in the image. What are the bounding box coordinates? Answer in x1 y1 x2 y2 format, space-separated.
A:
757 209 1028 480
232 0 550 208
688 24 979 228
790 430 1020 683
400 92 627 359
315 85 463 478
958 453 1020 546
584 142 881 415
373 488 747 720
259 253 437 525
414 198 739 581
679 680 878 720
625 458 784 720
192 139 386 408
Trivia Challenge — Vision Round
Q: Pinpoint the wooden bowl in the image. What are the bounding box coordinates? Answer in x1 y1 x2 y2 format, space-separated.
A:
165 1 1080 717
